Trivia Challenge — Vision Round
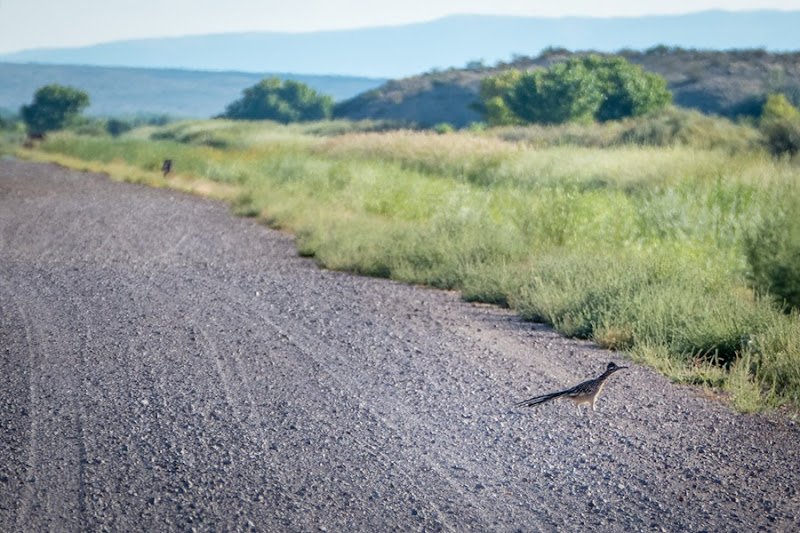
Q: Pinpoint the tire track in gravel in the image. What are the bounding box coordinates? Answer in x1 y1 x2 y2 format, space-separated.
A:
0 276 29 527
175 274 489 530
0 265 90 531
0 272 41 529
52 237 470 530
119 267 471 530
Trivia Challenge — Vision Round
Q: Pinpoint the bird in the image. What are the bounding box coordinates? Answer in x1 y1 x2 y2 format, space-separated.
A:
516 362 627 413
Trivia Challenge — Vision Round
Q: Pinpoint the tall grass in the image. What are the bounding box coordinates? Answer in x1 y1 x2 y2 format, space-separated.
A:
30 118 800 412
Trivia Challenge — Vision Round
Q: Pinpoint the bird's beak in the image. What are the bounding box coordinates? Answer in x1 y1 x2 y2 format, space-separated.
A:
615 366 628 371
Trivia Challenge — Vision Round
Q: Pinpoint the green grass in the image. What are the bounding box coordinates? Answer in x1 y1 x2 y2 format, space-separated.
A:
26 118 800 413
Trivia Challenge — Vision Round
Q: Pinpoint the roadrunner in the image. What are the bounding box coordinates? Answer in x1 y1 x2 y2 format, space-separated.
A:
516 362 627 412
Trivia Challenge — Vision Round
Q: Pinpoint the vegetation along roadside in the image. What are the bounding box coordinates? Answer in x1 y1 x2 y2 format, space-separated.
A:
5 52 799 415
12 111 798 415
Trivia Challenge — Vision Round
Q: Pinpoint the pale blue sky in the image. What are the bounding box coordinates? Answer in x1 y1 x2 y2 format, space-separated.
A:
0 0 797 54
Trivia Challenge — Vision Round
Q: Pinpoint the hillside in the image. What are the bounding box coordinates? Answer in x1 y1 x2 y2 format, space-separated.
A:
4 51 800 126
2 11 799 79
334 48 800 127
0 63 385 118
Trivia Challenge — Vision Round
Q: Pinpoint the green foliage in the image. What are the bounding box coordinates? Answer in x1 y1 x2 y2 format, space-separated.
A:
231 192 262 217
478 70 523 126
71 117 107 137
620 107 762 150
762 93 800 121
21 84 90 136
512 250 771 367
106 118 134 137
489 107 761 153
433 123 455 134
0 115 25 156
589 56 672 121
761 118 800 157
745 189 800 311
482 56 672 125
222 77 333 123
507 61 602 125
760 94 800 157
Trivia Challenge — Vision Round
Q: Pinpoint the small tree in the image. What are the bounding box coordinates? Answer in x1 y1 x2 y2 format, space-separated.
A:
106 118 133 137
477 70 523 126
507 61 602 125
21 84 90 136
480 55 672 126
589 56 672 122
762 93 800 122
221 77 333 123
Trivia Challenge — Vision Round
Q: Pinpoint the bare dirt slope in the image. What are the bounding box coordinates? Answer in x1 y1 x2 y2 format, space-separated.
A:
1 160 798 531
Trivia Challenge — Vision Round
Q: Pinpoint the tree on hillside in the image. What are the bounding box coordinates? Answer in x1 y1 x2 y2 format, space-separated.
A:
476 70 523 126
21 84 90 136
761 93 800 122
760 93 800 157
589 56 672 122
221 77 333 123
507 60 603 124
481 56 672 125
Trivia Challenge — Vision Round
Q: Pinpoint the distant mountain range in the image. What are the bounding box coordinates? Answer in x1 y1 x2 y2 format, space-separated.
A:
0 63 385 118
2 11 799 79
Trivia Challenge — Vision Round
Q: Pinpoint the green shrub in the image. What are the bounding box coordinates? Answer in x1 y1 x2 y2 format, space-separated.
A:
761 118 800 157
484 56 672 126
231 192 261 217
746 314 800 405
507 61 602 125
20 83 89 135
762 93 800 121
745 190 800 311
21 84 90 136
71 118 108 137
221 77 333 123
760 94 800 157
107 118 133 137
0 114 25 154
478 70 523 126
621 107 761 151
433 123 455 134
588 56 672 122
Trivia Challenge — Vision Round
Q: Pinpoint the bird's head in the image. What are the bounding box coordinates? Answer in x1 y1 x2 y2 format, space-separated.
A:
606 362 628 373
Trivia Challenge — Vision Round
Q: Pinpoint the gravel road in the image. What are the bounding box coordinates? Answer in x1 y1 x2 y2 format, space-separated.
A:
1 160 798 532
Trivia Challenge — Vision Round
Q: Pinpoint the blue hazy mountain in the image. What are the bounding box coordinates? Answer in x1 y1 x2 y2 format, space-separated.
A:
2 11 798 78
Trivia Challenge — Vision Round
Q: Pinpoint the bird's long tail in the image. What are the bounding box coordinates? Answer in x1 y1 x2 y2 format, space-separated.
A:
515 390 566 408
